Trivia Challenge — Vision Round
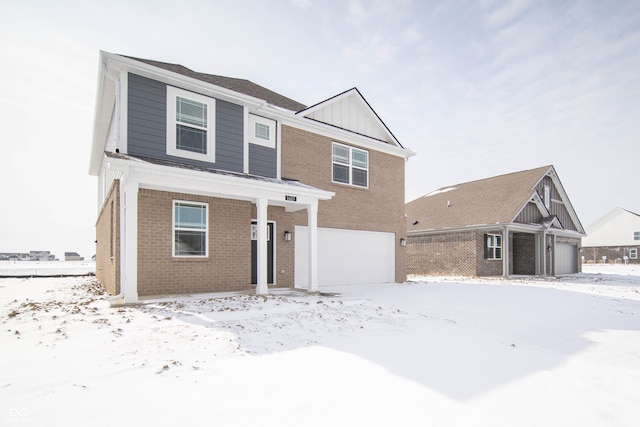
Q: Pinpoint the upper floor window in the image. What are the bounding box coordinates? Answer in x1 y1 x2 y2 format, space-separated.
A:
249 114 276 149
634 231 640 241
173 201 208 257
167 86 215 163
332 142 368 188
544 185 551 210
484 233 502 260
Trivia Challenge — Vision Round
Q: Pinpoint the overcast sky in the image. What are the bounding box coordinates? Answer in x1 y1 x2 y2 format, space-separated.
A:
1 0 639 259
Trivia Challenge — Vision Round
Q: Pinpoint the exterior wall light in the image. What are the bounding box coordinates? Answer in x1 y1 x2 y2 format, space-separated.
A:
284 231 292 241
400 238 407 247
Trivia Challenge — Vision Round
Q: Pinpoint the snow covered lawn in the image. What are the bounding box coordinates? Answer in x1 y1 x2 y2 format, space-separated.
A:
2 265 639 426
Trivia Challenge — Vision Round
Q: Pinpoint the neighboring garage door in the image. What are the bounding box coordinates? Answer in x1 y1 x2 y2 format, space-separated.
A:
555 244 578 275
294 226 395 287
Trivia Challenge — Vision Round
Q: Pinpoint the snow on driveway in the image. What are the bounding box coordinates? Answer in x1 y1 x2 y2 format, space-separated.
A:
1 265 639 426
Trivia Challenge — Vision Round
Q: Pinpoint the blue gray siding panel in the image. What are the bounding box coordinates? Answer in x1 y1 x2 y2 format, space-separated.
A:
249 144 277 178
127 73 244 174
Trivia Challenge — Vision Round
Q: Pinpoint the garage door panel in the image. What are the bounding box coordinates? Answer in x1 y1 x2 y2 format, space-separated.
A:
295 227 395 287
556 244 578 275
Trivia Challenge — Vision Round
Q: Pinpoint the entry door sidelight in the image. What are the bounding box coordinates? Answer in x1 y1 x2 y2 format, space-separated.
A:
251 222 274 285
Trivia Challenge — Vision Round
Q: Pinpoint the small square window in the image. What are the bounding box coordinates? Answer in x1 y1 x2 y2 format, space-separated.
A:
630 248 638 259
249 114 276 148
634 231 640 241
255 122 270 140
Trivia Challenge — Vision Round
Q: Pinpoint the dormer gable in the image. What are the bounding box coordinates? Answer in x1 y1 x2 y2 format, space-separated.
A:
296 88 402 148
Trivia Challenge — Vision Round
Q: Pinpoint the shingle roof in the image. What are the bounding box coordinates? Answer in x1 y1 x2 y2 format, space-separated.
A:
125 56 308 112
406 166 552 232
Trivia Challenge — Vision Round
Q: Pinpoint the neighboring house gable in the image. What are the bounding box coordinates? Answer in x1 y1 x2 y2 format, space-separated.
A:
406 165 585 277
581 208 640 264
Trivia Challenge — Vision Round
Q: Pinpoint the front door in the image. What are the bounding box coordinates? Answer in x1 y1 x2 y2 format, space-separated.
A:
251 222 274 285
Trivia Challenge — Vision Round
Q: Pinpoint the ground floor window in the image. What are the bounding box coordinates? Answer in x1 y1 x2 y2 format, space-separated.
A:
173 201 208 257
630 248 638 260
485 233 502 260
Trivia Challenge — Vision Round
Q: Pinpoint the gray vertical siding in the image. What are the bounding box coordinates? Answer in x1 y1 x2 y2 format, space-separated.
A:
249 144 277 178
127 73 244 174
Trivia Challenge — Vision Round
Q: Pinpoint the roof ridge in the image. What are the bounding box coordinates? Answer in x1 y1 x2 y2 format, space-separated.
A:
122 54 307 112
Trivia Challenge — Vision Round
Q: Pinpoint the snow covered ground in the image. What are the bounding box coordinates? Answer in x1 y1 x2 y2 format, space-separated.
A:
1 265 639 426
0 261 95 277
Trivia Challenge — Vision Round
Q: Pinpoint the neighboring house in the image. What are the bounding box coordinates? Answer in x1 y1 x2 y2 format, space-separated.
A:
581 208 640 264
65 252 85 261
406 165 585 277
29 251 51 261
90 51 414 303
0 253 29 261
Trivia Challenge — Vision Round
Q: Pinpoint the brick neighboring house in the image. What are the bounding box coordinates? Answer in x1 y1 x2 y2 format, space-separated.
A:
581 208 640 264
90 51 414 303
406 166 585 277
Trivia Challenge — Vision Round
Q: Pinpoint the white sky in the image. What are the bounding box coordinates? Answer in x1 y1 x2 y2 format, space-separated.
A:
1 0 639 259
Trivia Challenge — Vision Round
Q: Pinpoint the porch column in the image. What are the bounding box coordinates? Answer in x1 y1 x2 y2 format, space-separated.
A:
502 225 509 278
121 175 139 303
307 200 319 292
255 197 269 295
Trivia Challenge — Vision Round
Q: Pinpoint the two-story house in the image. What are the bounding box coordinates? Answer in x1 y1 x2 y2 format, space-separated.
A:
90 51 414 303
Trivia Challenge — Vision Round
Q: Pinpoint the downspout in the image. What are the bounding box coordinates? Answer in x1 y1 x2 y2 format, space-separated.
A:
107 166 129 303
100 61 125 303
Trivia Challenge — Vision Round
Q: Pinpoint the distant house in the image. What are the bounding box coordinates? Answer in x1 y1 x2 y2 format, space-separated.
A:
65 252 85 261
1 253 29 261
29 251 51 261
406 165 585 277
581 208 640 264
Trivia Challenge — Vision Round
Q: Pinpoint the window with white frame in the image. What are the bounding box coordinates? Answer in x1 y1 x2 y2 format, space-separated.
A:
630 248 638 259
485 233 502 260
167 86 215 162
173 201 208 257
249 114 276 148
544 185 551 210
332 142 368 188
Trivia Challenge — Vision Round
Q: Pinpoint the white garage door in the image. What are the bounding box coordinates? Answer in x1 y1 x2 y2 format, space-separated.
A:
555 244 578 275
295 226 395 288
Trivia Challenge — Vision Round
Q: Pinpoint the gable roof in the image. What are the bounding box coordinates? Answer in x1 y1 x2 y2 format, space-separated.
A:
297 87 403 148
406 165 584 234
582 207 640 246
125 56 308 112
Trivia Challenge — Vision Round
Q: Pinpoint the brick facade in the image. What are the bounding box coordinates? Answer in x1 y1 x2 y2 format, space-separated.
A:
512 233 536 275
95 180 120 295
407 232 476 276
408 230 581 277
281 125 407 282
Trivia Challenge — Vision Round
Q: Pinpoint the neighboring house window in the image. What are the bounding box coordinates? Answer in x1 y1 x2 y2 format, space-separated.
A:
630 248 638 259
634 231 640 241
167 86 215 163
484 234 502 260
249 114 276 148
332 142 368 188
544 185 551 210
173 201 208 257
